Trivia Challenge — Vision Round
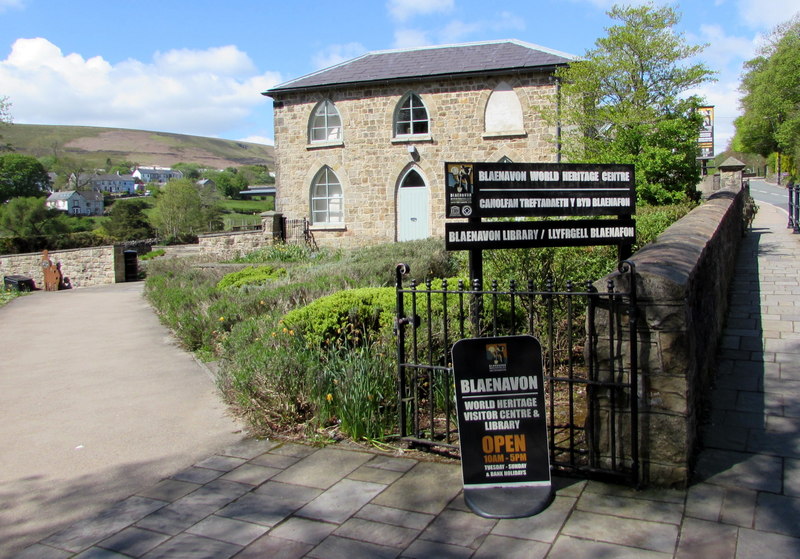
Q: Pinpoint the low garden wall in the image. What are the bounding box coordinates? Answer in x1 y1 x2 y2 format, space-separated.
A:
595 185 749 487
197 230 270 261
197 211 284 261
0 245 125 289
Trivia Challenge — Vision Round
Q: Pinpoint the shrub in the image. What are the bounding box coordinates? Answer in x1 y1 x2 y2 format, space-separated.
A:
216 265 285 289
140 249 165 261
280 287 396 348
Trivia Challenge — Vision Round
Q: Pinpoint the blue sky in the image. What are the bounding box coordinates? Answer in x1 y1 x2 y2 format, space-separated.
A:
1 0 799 154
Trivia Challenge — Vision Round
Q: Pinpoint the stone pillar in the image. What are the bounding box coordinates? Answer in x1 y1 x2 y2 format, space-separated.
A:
718 157 746 190
261 211 284 242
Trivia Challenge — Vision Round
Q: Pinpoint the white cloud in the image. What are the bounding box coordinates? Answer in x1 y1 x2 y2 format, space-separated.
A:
736 0 800 30
690 24 758 74
393 28 432 49
237 134 273 146
440 11 525 43
153 45 256 75
312 42 367 70
0 0 24 13
393 10 525 48
387 0 454 22
0 38 282 137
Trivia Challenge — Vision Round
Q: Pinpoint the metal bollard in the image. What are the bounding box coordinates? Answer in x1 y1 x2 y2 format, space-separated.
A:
789 185 795 229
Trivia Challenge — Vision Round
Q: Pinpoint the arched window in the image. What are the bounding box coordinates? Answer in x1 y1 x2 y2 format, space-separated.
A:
484 82 524 135
309 100 342 143
310 166 343 224
395 93 429 137
400 169 426 188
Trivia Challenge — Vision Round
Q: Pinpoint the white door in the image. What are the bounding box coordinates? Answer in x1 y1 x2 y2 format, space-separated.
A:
397 170 429 241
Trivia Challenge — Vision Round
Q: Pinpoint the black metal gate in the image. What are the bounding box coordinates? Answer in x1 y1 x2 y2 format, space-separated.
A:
394 262 639 485
281 217 317 249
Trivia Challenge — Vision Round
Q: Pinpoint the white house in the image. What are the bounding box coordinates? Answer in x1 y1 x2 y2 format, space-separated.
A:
132 166 183 184
89 173 137 194
46 191 104 216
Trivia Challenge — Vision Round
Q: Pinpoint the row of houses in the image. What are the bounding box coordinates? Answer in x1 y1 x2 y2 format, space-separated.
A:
44 167 192 216
68 167 185 195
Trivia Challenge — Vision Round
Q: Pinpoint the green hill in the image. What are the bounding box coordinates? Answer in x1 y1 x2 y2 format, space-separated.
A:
3 124 274 169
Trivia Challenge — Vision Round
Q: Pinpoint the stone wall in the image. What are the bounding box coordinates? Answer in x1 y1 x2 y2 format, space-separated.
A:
197 212 284 261
198 230 270 261
595 186 748 487
1 245 124 289
272 75 558 248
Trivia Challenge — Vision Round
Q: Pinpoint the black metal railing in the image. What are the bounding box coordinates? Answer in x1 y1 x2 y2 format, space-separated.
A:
789 184 800 233
281 217 317 248
394 262 639 484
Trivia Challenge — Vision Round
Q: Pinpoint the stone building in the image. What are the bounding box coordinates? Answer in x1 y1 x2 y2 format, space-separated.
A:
264 39 576 248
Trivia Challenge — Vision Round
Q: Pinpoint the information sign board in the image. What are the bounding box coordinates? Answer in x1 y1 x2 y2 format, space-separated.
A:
445 218 636 251
452 335 553 518
445 162 636 219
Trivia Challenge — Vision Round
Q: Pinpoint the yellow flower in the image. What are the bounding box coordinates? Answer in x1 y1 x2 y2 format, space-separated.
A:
289 329 294 336
282 327 288 333
326 393 333 402
219 316 225 322
271 332 277 337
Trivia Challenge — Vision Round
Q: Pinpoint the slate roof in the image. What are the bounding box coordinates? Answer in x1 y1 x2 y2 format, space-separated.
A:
47 191 78 201
265 39 578 95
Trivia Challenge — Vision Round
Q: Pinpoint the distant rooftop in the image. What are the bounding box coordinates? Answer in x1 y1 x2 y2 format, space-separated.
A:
265 39 578 96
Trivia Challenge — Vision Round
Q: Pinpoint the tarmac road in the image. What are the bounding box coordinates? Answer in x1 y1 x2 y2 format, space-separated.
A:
0 282 245 557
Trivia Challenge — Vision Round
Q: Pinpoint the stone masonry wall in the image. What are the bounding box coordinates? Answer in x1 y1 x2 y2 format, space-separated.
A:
272 75 558 249
594 186 748 487
1 245 123 289
198 230 271 261
197 212 284 261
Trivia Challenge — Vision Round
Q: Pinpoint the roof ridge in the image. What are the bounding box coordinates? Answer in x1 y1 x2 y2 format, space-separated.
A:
365 39 578 60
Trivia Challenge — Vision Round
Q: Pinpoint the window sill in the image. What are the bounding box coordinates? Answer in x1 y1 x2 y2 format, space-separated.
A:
392 134 433 144
310 223 347 232
307 140 344 150
482 130 528 140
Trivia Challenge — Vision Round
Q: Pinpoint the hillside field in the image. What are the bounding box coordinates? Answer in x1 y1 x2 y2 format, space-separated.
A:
3 124 274 169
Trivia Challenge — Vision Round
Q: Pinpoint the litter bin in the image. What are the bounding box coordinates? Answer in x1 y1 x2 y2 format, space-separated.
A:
3 275 36 291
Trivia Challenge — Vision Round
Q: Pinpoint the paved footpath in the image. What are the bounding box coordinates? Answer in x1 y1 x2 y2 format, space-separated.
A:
10 201 800 558
0 283 245 558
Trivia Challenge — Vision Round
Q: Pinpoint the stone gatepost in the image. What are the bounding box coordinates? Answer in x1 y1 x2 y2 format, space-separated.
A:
261 211 284 241
718 157 746 190
591 187 747 487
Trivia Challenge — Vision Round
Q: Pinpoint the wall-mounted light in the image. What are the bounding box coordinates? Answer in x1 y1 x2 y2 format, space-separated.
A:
407 144 419 161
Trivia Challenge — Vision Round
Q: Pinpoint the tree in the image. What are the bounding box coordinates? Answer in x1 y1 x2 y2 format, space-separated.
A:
206 168 248 198
0 95 11 152
239 164 274 185
553 3 715 203
105 200 155 240
52 156 93 190
0 197 68 237
152 179 222 242
172 162 203 180
734 15 800 182
0 153 52 202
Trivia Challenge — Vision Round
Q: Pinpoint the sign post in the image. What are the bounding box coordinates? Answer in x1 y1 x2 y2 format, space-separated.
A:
444 162 636 279
452 335 552 518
